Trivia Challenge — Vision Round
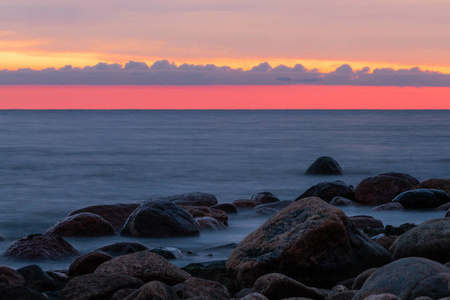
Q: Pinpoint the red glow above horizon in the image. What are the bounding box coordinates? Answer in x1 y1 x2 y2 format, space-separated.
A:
0 85 449 110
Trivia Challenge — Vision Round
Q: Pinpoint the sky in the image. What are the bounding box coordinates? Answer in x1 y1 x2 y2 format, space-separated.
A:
1 0 450 74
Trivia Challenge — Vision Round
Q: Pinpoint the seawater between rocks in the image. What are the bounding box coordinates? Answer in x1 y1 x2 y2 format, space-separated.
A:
0 110 449 270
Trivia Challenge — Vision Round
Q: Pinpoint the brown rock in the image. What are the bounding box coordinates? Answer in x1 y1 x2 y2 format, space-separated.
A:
211 203 238 214
252 192 280 205
68 251 113 276
196 217 228 230
349 215 384 230
232 199 258 209
374 235 398 251
295 180 354 203
354 173 419 205
226 198 392 289
0 266 25 286
95 251 191 285
414 178 450 194
124 281 178 300
3 234 79 260
172 277 230 299
181 205 228 226
69 203 140 230
46 212 115 237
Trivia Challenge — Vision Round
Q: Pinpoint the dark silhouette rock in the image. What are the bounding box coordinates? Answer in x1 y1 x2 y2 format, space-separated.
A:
69 203 140 230
111 288 136 300
354 173 419 205
181 205 228 226
121 199 200 237
305 156 343 175
196 216 227 230
0 285 47 300
436 202 450 211
17 264 58 292
125 281 178 300
0 266 25 286
372 202 404 211
232 199 258 209
253 273 325 300
60 273 143 300
211 203 238 214
181 260 232 290
295 180 354 202
95 251 191 285
384 223 417 236
392 217 450 263
172 277 230 299
96 242 149 257
351 268 378 290
251 192 280 205
329 197 353 206
446 209 450 217
349 215 384 231
46 212 116 237
226 198 392 289
414 178 450 194
3 234 79 260
392 188 450 209
68 251 113 276
353 257 450 300
151 192 218 207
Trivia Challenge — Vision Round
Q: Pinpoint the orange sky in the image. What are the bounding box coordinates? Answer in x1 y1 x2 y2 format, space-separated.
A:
1 85 449 109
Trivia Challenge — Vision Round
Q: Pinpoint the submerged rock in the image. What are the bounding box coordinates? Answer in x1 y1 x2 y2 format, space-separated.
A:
232 199 258 209
196 216 227 230
305 156 343 175
414 178 450 194
329 196 353 206
295 180 354 202
152 192 218 207
372 202 404 211
251 192 280 205
392 188 450 209
96 242 149 257
211 203 238 214
46 212 116 237
181 205 228 226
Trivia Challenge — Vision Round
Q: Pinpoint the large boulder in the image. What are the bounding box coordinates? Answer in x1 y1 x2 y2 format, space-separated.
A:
152 192 218 207
353 257 450 300
414 178 450 194
121 199 200 237
69 203 140 230
354 173 419 205
305 156 343 175
17 264 58 292
125 281 178 300
172 277 230 299
68 251 113 276
3 234 79 260
0 267 25 286
295 181 354 203
181 205 228 226
96 242 149 257
391 188 450 209
392 218 450 263
95 251 191 285
226 198 392 289
46 212 116 237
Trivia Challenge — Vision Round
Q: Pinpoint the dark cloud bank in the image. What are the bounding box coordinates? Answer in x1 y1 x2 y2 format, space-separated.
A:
1 60 449 86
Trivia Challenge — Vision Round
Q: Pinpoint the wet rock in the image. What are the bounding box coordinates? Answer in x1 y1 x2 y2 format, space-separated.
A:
0 266 25 286
241 293 269 300
0 285 47 300
172 277 230 299
196 216 228 230
295 180 354 203
3 234 79 260
354 173 419 205
353 257 450 300
253 273 325 300
95 251 191 285
152 192 218 207
414 178 450 194
351 268 378 290
392 217 450 263
329 197 353 206
46 212 116 237
232 199 258 209
305 156 343 175
392 188 450 209
251 207 280 216
349 215 384 231
96 241 149 257
17 264 58 292
181 205 228 226
69 203 140 230
150 247 183 259
226 198 392 289
211 203 238 214
60 273 143 300
372 203 404 211
253 201 294 216
124 280 178 300
251 192 280 205
68 251 113 276
121 199 200 237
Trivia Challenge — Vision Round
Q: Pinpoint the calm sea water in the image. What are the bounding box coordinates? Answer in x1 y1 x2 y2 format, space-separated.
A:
0 110 449 269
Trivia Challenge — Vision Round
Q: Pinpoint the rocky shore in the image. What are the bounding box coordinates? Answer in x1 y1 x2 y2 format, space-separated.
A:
0 158 449 299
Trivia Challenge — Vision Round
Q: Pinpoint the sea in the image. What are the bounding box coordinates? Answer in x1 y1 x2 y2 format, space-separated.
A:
0 109 449 270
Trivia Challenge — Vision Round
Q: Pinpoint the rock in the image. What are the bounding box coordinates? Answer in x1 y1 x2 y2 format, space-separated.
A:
172 277 230 299
124 281 178 300
0 285 47 300
211 203 238 214
0 234 8 241
327 290 357 300
69 203 140 230
234 288 254 298
447 209 450 217
232 199 258 209
96 242 149 257
374 236 398 251
95 251 191 285
329 197 353 206
152 192 218 207
60 273 143 300
354 173 419 205
0 266 25 286
196 216 228 230
181 205 228 226
3 234 79 260
46 212 116 237
414 178 450 194
253 201 293 215
384 223 416 236
353 257 450 300
251 207 280 216
305 156 343 175
372 203 404 211
182 260 232 290
121 199 200 237
295 180 354 202
111 288 136 300
392 217 450 263
251 192 280 205
253 273 325 300
392 188 450 209
149 247 183 259
68 251 113 276
351 268 378 290
362 294 401 300
436 202 450 211
17 264 58 292
241 293 269 300
226 198 392 289
349 215 384 230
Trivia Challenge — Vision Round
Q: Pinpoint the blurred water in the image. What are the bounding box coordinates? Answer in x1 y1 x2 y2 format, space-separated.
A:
0 110 449 269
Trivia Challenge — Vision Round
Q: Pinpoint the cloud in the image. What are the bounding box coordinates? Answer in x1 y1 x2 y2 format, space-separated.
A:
333 64 354 74
150 59 177 70
251 62 272 72
124 60 149 70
